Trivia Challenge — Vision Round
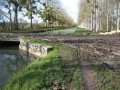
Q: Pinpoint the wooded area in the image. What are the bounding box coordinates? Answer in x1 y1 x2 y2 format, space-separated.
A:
78 0 120 32
0 0 75 30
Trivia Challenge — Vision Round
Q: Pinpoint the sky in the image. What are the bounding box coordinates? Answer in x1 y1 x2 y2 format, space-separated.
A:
60 0 80 23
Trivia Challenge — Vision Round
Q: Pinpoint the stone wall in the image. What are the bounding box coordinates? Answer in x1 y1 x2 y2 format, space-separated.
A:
0 33 19 41
19 39 53 57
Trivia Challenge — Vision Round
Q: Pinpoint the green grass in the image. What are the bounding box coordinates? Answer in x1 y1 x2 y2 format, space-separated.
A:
87 51 120 90
79 47 120 90
59 45 84 90
0 29 43 33
70 28 109 35
4 39 84 90
74 28 96 35
4 49 63 90
0 27 67 33
92 65 120 90
98 29 108 33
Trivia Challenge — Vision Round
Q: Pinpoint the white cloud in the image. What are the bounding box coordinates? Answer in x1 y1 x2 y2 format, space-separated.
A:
60 0 80 23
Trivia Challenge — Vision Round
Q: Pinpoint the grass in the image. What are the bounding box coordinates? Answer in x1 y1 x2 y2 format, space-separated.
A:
0 26 109 35
4 49 63 90
78 46 120 90
86 52 120 90
59 45 84 90
70 28 97 35
0 29 43 33
4 39 84 90
98 29 109 33
70 27 109 35
86 49 120 90
91 65 120 90
0 27 67 33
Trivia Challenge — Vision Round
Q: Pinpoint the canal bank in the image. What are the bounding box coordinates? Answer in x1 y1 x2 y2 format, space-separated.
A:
0 41 30 89
4 39 84 90
3 40 62 90
0 39 53 89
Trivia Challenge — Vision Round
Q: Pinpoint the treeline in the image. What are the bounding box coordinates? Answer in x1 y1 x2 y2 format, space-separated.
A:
78 0 120 32
0 0 75 30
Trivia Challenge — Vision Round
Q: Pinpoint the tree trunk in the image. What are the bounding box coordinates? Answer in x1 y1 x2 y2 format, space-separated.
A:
9 4 12 30
111 14 114 30
30 0 33 29
106 0 109 31
14 7 18 30
30 12 33 29
10 11 12 30
117 3 120 31
99 10 102 30
95 6 98 32
91 0 94 31
93 0 96 32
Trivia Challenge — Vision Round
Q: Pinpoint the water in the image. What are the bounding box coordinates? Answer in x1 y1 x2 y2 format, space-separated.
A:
40 28 76 35
0 42 37 89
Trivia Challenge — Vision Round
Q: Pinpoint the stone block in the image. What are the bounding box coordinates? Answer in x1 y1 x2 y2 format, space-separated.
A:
19 39 53 57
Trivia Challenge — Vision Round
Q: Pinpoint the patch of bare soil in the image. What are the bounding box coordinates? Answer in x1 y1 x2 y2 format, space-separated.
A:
76 39 120 90
76 44 100 90
30 35 120 90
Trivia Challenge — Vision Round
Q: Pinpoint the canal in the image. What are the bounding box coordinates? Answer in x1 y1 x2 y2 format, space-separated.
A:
40 28 76 35
0 41 37 89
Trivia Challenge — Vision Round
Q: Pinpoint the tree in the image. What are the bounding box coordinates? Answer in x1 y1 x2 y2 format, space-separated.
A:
22 0 37 29
78 0 120 31
6 0 25 30
3 0 13 30
38 0 75 28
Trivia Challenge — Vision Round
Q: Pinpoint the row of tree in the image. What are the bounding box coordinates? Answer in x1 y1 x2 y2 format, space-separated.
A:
0 0 75 30
78 0 120 32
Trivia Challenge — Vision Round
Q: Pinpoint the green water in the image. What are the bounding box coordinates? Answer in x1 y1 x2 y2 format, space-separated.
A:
41 28 76 35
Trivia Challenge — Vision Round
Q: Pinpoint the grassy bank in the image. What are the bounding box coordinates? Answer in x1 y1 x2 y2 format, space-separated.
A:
4 39 84 90
0 27 68 33
5 48 62 90
70 27 109 35
74 28 96 35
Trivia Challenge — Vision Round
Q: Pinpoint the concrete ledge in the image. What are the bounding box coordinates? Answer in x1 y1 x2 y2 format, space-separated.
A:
19 39 53 57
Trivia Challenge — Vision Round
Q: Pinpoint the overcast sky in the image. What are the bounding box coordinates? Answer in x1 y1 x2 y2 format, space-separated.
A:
60 0 80 23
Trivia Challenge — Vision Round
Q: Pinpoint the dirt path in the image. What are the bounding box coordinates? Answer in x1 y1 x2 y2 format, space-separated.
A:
81 61 99 90
75 44 100 90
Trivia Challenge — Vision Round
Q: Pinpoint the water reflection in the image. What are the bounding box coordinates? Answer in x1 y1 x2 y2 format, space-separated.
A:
0 42 37 89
